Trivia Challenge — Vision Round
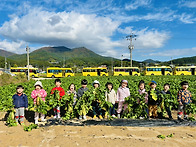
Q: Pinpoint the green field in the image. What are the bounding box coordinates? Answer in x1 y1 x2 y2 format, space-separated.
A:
0 76 196 120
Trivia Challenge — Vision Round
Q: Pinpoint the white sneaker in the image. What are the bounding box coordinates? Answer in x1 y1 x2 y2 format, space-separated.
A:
112 114 116 117
83 115 87 120
41 119 46 122
117 114 120 118
53 115 57 119
79 116 82 120
35 120 38 124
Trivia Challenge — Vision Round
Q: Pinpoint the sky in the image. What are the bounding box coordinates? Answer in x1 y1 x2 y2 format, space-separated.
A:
0 0 195 62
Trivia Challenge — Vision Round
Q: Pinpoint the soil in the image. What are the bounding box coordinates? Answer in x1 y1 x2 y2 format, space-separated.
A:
0 111 196 147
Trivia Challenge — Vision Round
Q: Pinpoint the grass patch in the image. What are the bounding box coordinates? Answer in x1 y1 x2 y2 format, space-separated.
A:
0 73 28 86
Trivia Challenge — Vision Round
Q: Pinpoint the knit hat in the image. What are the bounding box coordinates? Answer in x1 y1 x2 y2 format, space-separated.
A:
121 80 128 84
92 80 100 86
148 81 157 86
34 81 43 88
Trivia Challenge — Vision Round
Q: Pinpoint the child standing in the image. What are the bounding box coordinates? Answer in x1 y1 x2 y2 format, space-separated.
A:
116 80 130 118
77 79 89 120
148 81 160 118
105 82 116 117
160 83 173 120
51 79 65 119
92 80 103 119
31 81 47 124
138 80 148 118
12 85 28 125
177 81 192 121
77 79 89 98
67 83 77 106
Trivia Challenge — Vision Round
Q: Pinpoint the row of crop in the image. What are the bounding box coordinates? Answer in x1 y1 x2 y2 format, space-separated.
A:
0 76 196 120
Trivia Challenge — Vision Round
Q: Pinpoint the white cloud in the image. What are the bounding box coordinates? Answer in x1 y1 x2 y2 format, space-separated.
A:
107 9 177 23
0 7 170 59
180 1 196 8
125 0 152 10
0 39 26 53
118 27 170 49
178 13 196 24
0 9 122 56
147 47 196 57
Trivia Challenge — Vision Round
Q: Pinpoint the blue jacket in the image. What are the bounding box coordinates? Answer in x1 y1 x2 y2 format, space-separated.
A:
12 93 28 108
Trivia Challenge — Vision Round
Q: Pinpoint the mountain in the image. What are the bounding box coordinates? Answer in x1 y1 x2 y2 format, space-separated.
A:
166 56 196 65
3 46 196 68
0 55 20 68
143 59 161 64
0 49 16 57
9 46 111 61
8 46 120 67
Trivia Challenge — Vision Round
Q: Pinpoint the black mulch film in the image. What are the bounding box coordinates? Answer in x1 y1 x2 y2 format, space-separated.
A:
42 118 196 127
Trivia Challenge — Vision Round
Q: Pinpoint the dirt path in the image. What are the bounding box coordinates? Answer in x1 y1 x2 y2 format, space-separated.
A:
0 120 196 147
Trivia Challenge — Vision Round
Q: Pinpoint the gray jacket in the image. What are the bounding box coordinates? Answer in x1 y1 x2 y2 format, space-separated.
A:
77 87 89 98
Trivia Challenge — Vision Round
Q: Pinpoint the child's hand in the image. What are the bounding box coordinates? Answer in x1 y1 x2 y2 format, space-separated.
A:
25 108 28 111
12 108 16 112
37 94 41 97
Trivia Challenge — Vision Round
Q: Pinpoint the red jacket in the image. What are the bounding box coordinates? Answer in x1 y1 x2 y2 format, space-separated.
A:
51 87 65 100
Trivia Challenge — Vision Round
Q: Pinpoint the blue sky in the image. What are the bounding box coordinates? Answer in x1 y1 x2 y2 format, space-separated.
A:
0 0 195 62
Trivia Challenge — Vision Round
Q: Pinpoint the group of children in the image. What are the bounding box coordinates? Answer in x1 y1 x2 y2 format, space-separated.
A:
12 78 192 125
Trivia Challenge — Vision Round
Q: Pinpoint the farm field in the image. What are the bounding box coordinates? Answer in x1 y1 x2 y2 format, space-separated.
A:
0 76 196 146
0 121 196 147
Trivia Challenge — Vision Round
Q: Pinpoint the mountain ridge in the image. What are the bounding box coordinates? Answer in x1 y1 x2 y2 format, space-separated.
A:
0 46 195 68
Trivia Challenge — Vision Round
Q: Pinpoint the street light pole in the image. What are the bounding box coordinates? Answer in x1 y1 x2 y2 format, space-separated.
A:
126 33 137 67
26 46 30 81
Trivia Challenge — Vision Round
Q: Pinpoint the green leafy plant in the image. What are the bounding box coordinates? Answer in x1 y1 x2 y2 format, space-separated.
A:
23 124 39 132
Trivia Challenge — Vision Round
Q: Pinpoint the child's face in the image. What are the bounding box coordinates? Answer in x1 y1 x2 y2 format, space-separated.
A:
70 84 75 91
35 85 41 90
17 88 23 94
150 83 156 89
94 83 99 88
55 82 61 87
164 85 170 91
82 84 87 88
121 82 127 88
107 84 112 90
139 83 145 90
182 84 188 90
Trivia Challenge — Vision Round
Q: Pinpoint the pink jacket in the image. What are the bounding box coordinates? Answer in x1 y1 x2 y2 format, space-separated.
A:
31 89 47 104
116 87 130 102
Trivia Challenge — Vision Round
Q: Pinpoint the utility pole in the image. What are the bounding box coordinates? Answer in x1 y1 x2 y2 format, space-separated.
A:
121 55 123 67
4 56 7 72
26 46 30 81
111 57 113 73
63 56 65 67
126 33 137 67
